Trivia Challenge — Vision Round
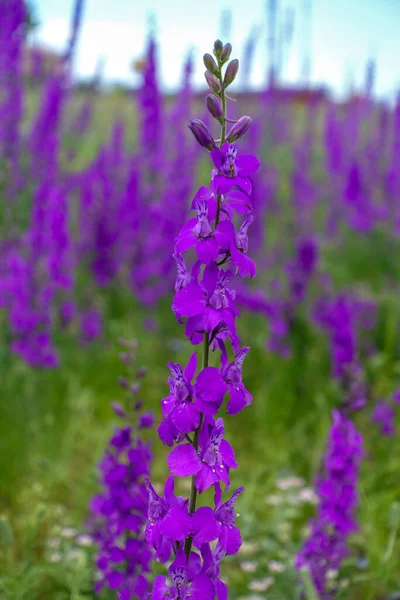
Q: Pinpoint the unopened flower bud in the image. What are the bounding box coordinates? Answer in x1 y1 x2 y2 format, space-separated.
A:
188 119 216 151
203 53 219 76
227 116 252 142
136 366 148 378
118 376 129 390
120 352 131 364
111 402 127 418
139 411 155 429
223 59 239 88
131 382 140 396
205 71 220 94
213 39 223 58
206 94 223 122
221 43 232 64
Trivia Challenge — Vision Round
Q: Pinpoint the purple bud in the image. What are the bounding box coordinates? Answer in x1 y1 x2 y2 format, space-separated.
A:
120 352 131 364
139 411 155 429
188 119 216 151
136 366 148 378
213 39 223 58
221 43 232 64
227 116 252 142
205 71 220 94
134 399 143 411
118 376 129 390
131 382 140 396
203 53 219 76
111 402 127 418
223 59 239 88
206 94 223 122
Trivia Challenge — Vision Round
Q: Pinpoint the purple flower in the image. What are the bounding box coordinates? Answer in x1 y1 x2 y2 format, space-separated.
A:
200 543 229 600
173 253 192 291
196 417 237 492
173 264 239 344
160 353 226 443
175 187 219 264
147 41 256 600
88 351 154 597
192 484 243 554
166 418 237 493
220 188 253 219
210 143 260 194
80 309 102 342
221 346 252 414
372 401 395 436
194 366 227 415
148 550 214 600
145 477 192 563
161 355 200 434
296 410 363 598
139 411 155 429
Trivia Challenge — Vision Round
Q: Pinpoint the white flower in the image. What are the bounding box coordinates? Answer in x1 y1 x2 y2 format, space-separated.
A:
276 476 304 490
248 577 275 592
268 560 285 573
61 527 78 538
264 493 283 505
76 534 93 547
240 561 257 573
297 487 318 504
48 551 62 562
240 541 259 555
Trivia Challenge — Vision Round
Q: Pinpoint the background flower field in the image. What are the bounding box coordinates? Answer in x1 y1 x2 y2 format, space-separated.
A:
0 0 400 598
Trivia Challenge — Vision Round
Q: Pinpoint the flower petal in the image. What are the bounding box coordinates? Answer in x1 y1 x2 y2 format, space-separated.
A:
225 189 253 213
184 352 198 382
192 506 219 546
195 367 227 415
196 237 219 264
195 464 219 493
167 443 201 476
214 220 235 253
171 402 200 433
213 174 235 194
160 505 192 541
150 575 170 600
236 153 261 174
219 439 238 468
173 281 205 317
191 575 215 600
210 148 224 171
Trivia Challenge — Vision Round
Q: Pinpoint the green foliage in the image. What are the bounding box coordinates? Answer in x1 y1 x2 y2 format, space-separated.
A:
1 95 400 599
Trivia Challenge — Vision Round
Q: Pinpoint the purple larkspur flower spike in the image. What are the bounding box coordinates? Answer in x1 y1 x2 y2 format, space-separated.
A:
146 40 259 598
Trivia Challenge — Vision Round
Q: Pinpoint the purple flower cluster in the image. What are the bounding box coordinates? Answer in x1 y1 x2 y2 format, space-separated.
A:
372 400 395 436
0 13 203 367
88 340 154 599
145 40 260 598
296 409 364 599
371 385 400 437
314 293 376 379
236 236 319 357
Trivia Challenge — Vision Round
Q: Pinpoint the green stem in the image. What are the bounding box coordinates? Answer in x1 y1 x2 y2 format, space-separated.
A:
215 67 227 226
219 65 227 150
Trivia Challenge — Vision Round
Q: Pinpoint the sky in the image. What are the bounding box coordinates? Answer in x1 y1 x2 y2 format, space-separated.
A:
32 0 400 100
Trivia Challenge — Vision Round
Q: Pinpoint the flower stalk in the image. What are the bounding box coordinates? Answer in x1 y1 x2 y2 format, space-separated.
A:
145 40 260 600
